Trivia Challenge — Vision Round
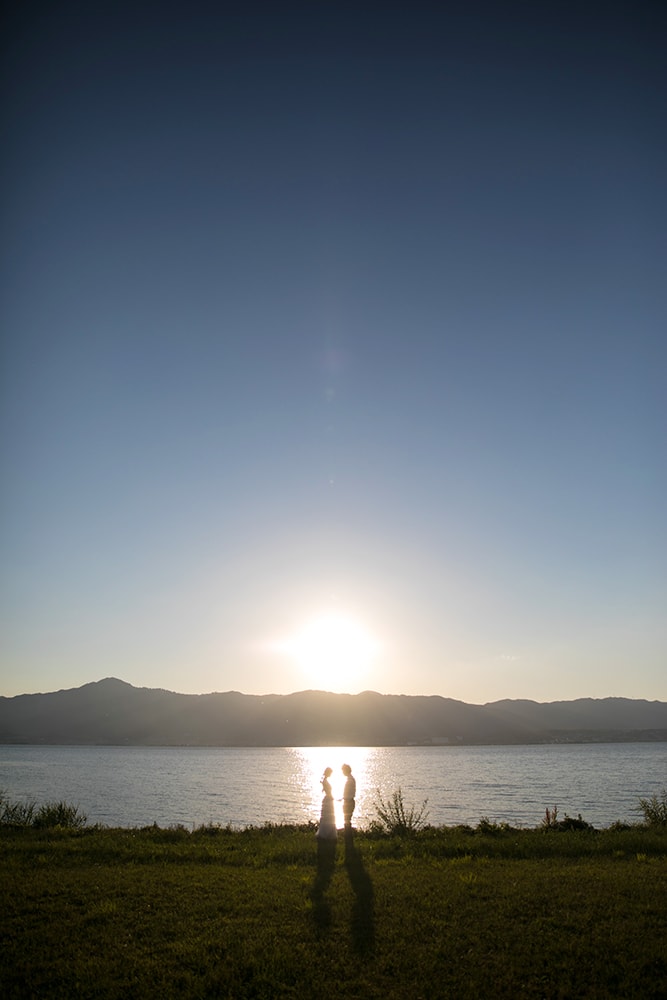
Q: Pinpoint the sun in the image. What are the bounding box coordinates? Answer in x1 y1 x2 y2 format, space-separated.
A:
280 613 380 690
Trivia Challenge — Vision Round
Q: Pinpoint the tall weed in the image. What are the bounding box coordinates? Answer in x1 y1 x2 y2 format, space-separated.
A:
33 801 88 829
371 787 430 835
0 792 35 827
637 788 667 828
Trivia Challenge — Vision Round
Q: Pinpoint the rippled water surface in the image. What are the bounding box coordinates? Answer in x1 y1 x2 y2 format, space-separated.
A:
1 743 664 829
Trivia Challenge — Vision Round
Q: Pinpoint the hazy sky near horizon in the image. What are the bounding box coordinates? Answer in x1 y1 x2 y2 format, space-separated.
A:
2 2 665 703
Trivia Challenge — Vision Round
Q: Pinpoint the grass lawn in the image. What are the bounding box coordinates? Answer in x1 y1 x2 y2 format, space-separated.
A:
2 823 666 998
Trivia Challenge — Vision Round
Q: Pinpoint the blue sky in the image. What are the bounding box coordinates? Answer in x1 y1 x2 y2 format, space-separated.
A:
2 2 665 701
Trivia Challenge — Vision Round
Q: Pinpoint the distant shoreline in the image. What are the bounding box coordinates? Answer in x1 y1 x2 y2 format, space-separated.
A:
2 737 666 748
2 680 666 746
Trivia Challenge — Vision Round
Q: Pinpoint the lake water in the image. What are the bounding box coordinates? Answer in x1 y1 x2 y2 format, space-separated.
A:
0 743 665 830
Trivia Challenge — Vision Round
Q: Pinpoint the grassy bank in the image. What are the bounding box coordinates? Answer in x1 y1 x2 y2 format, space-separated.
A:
2 821 666 999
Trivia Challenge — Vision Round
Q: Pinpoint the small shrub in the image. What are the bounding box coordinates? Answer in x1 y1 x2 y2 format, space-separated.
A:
541 806 594 832
33 801 88 830
139 823 189 842
371 787 430 836
193 823 235 836
558 813 594 832
637 789 667 828
476 817 512 835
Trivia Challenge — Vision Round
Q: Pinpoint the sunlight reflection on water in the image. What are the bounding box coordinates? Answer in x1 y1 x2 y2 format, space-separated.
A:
289 747 375 828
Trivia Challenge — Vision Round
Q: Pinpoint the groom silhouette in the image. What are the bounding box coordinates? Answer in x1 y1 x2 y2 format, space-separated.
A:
342 763 356 830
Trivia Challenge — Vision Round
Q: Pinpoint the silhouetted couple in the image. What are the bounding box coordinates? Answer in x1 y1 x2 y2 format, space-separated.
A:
312 763 373 953
316 763 356 841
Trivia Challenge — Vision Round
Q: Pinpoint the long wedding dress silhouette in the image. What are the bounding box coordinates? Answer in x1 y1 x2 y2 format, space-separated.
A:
316 768 338 840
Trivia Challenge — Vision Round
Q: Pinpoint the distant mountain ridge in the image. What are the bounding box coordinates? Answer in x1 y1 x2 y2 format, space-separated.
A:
1 679 666 746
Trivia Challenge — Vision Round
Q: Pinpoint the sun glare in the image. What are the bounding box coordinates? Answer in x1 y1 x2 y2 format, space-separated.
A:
280 613 380 690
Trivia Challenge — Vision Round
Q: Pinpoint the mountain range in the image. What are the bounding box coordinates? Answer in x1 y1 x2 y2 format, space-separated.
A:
1 678 666 746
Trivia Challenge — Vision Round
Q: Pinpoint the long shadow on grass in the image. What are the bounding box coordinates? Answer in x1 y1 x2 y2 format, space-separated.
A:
344 830 375 956
311 839 336 936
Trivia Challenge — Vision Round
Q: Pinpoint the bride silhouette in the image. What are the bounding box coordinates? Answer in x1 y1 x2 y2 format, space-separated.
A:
312 767 338 923
316 767 338 841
